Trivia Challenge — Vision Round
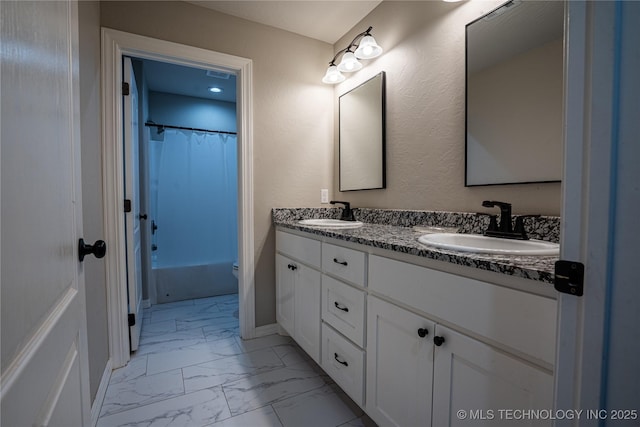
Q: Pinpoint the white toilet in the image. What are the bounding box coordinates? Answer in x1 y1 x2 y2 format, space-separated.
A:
232 261 238 279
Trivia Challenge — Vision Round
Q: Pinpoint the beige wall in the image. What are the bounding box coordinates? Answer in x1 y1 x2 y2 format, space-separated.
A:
100 1 334 326
97 0 562 332
331 1 562 215
78 1 109 402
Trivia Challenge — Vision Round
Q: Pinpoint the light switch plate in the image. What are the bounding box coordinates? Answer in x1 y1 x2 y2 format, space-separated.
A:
321 189 329 204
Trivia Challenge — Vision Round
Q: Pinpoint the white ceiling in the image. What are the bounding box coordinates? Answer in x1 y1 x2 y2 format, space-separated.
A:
186 1 382 44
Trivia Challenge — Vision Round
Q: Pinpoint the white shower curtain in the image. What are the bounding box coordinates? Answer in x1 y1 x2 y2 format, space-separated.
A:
150 128 238 268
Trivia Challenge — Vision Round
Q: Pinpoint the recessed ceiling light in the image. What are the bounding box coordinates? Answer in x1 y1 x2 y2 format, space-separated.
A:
208 87 223 93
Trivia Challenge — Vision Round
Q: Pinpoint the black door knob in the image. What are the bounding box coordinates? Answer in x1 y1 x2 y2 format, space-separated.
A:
78 239 106 262
139 213 148 220
417 328 429 338
433 336 445 346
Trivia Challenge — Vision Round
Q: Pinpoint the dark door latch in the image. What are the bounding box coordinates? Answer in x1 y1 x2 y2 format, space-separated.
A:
554 260 584 296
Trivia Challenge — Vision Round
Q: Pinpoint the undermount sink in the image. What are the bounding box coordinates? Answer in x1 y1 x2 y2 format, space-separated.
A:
418 233 559 256
298 219 364 228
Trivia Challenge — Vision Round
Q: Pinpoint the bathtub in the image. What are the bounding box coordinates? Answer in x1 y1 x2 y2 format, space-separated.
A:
153 261 237 304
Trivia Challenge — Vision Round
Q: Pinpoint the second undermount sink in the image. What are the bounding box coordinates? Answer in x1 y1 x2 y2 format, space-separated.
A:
298 219 363 228
418 233 559 256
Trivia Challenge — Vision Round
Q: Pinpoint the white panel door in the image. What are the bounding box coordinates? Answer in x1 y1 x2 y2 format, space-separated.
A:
432 325 553 427
123 57 143 351
1 1 91 426
366 297 435 427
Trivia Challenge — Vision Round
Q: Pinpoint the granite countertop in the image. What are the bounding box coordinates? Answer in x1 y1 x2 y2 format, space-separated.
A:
274 219 558 285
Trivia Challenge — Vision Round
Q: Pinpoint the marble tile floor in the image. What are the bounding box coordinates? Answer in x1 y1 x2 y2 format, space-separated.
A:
97 294 376 427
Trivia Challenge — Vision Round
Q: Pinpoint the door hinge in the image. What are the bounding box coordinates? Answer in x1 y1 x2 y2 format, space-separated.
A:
122 81 130 96
128 313 136 327
554 260 584 296
124 199 132 213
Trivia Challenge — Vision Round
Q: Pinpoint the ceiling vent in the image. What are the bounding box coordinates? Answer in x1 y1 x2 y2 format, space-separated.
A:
206 70 231 80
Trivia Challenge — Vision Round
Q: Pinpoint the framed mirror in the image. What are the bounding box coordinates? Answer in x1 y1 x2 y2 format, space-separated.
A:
339 72 386 191
465 1 564 186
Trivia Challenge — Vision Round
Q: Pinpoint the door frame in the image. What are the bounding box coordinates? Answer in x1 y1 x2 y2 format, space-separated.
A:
555 0 640 421
101 28 255 368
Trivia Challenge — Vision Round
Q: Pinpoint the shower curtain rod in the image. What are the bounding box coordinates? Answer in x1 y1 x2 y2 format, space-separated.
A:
145 121 237 136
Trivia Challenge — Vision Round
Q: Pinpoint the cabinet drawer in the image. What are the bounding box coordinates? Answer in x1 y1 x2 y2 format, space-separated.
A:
321 323 365 406
322 275 366 347
276 230 321 268
369 255 557 366
322 242 366 286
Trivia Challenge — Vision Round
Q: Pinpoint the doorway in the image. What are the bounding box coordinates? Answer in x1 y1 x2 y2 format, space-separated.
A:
102 28 256 369
132 57 239 307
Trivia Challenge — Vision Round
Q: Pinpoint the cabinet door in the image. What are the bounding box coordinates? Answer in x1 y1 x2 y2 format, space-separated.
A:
294 263 322 363
432 325 553 427
367 297 435 427
276 254 296 335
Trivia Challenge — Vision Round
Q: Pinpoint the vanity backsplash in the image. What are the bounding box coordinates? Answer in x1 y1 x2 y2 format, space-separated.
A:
272 207 560 243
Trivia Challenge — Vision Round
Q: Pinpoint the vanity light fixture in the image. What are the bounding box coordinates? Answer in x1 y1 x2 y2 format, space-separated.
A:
322 26 383 84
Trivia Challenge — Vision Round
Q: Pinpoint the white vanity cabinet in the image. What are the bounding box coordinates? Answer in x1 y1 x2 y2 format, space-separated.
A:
320 242 368 406
366 296 436 427
367 295 553 427
366 254 556 427
275 228 556 427
275 232 322 363
431 325 553 427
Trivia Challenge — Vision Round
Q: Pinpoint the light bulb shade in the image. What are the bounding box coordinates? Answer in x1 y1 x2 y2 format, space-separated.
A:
337 51 363 72
354 35 383 59
322 65 345 84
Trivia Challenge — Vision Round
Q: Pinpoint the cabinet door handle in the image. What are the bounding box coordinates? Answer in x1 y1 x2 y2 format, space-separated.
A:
434 336 445 346
287 263 297 271
417 328 429 338
334 302 349 312
334 353 348 366
333 258 348 266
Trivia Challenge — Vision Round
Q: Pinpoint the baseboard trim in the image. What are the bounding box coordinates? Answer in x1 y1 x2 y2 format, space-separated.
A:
90 359 112 426
254 323 279 338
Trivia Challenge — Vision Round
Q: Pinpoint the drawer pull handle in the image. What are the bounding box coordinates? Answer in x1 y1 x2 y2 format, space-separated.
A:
287 263 297 271
434 336 445 346
417 328 429 338
333 258 348 266
334 302 349 312
334 353 349 367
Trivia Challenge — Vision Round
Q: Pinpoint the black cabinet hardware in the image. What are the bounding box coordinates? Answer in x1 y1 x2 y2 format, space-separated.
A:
433 336 445 346
334 302 349 312
334 353 348 366
287 263 298 271
418 328 429 338
333 258 348 266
